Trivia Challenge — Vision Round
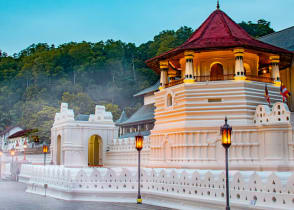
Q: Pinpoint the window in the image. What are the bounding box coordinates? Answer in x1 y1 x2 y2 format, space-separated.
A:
210 63 224 81
167 94 173 107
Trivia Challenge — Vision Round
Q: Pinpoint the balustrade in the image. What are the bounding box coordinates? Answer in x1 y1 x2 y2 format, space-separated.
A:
20 164 294 209
164 74 274 88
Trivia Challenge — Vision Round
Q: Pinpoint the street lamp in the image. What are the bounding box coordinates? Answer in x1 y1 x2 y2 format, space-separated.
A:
23 140 27 161
43 143 48 166
0 149 2 176
221 117 232 210
15 141 19 161
10 148 15 157
135 132 143 204
10 148 15 172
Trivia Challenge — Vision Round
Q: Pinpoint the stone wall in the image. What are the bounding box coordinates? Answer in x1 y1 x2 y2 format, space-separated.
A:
20 164 294 210
104 136 150 167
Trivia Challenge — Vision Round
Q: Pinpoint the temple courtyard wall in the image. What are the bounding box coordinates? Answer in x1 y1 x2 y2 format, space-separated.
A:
19 164 294 210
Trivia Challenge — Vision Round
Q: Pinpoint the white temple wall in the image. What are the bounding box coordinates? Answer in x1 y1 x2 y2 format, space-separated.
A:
51 103 117 168
104 136 150 167
144 93 155 105
147 125 294 171
19 165 294 210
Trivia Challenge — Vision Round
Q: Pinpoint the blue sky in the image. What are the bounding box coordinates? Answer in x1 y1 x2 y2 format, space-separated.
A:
0 0 293 55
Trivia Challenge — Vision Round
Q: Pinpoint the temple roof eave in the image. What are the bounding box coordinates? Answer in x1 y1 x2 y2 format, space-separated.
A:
146 45 293 73
145 9 293 73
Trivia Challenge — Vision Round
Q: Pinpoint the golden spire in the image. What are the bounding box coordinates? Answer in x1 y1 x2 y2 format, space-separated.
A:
217 0 220 9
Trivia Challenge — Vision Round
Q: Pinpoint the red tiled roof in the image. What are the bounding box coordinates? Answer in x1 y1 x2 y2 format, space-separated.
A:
146 9 292 70
8 129 35 139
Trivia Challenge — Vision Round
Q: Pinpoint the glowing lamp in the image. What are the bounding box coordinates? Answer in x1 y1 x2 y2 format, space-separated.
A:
10 148 15 156
0 151 2 156
135 134 143 151
23 140 27 149
221 117 232 147
43 144 48 153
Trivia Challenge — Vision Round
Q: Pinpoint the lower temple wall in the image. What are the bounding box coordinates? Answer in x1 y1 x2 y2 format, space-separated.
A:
20 164 294 210
104 136 150 167
105 125 294 171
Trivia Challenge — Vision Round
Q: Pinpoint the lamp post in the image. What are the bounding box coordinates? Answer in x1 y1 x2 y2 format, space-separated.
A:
15 141 19 162
23 140 27 161
135 132 143 204
10 148 15 177
43 143 48 166
0 149 2 177
221 117 232 210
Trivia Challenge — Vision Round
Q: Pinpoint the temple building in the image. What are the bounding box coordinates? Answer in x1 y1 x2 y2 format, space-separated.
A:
143 6 294 170
115 81 159 138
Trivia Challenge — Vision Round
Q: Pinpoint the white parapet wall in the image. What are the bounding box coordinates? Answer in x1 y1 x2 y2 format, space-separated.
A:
104 136 150 167
20 164 294 210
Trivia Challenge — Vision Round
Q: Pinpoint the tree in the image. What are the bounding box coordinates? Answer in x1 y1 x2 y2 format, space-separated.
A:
239 19 275 38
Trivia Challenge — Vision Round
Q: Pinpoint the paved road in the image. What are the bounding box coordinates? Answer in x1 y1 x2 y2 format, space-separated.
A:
0 181 173 210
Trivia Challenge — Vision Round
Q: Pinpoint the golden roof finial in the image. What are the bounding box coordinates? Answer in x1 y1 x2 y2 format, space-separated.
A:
217 0 220 9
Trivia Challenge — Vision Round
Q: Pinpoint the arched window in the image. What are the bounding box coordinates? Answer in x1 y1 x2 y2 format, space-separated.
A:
167 94 173 107
210 63 224 81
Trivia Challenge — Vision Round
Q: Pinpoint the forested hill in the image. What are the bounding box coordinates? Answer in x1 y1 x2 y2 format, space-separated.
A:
0 20 274 142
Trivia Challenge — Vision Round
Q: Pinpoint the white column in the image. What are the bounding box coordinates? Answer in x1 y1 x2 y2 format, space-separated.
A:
159 60 168 90
270 55 280 84
184 51 195 83
234 48 246 80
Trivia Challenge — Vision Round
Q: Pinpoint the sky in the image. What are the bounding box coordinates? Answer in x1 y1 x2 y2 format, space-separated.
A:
0 0 293 55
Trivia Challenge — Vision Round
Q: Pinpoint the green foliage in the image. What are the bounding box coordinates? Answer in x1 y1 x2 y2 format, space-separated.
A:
101 103 121 121
62 92 95 115
238 19 275 38
0 25 199 142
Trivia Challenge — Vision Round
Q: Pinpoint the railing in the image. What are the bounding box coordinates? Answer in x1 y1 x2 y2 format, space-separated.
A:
195 74 235 82
246 75 274 83
165 78 184 88
164 74 274 88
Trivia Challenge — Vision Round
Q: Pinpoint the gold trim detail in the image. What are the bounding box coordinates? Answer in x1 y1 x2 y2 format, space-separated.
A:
159 60 169 69
184 50 194 59
233 48 245 57
234 76 247 81
270 55 280 63
184 79 195 84
274 80 281 86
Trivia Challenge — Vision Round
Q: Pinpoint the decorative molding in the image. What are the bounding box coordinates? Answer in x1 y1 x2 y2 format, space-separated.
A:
20 165 294 210
254 102 291 125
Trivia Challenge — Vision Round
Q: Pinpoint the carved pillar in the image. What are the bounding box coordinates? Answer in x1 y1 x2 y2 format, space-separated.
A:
159 60 168 90
184 51 195 84
270 55 281 85
234 48 246 80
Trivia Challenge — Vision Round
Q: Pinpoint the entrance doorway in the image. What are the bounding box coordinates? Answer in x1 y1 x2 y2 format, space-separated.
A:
210 63 224 81
57 135 61 165
88 135 102 166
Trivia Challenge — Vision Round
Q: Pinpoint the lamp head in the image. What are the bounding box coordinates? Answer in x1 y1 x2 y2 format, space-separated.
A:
135 133 143 151
23 140 27 149
43 143 48 153
10 148 15 156
221 117 232 148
